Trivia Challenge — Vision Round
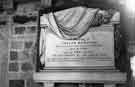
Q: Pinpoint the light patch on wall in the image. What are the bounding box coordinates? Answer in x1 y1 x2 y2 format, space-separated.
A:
130 56 135 77
120 0 135 17
125 0 135 14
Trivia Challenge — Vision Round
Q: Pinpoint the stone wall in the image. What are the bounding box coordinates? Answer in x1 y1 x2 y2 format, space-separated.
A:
5 2 42 87
0 14 9 87
8 22 38 87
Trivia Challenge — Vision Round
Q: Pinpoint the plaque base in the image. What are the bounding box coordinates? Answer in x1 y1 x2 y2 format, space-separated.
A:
43 66 116 70
33 70 126 83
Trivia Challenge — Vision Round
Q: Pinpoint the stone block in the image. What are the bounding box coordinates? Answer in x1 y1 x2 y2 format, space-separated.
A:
0 33 5 40
10 51 18 61
27 26 37 33
9 62 19 72
11 40 23 50
18 50 33 63
26 80 43 87
30 50 37 64
33 83 44 87
21 62 33 72
14 26 25 34
18 51 28 61
0 26 9 40
24 41 33 49
26 79 32 87
9 80 25 87
22 50 31 59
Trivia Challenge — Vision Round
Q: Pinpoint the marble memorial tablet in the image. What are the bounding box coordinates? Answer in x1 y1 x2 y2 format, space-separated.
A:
41 24 114 69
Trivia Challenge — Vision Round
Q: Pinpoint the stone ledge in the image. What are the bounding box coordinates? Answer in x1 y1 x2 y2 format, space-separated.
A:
33 71 127 83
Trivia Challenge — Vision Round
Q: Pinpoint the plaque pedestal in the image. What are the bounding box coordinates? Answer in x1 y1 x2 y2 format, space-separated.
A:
42 83 116 87
33 70 126 87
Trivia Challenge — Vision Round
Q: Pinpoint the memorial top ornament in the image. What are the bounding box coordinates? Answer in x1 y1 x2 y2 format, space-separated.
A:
40 6 117 40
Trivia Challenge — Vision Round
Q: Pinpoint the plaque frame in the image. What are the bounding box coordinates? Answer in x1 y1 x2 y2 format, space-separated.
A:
37 15 119 71
36 2 122 71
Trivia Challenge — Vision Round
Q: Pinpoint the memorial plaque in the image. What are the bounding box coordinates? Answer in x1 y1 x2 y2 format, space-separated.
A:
41 24 114 69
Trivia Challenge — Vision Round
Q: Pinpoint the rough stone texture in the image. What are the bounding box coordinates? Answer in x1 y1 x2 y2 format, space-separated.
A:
11 40 24 50
21 62 33 72
18 51 34 63
14 26 25 34
9 80 25 87
26 79 44 87
22 50 32 60
0 50 8 87
0 32 5 40
31 44 37 65
9 62 19 72
10 51 18 61
18 51 29 61
0 27 9 41
24 41 33 49
26 79 32 87
26 26 37 33
0 16 9 87
8 72 33 80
